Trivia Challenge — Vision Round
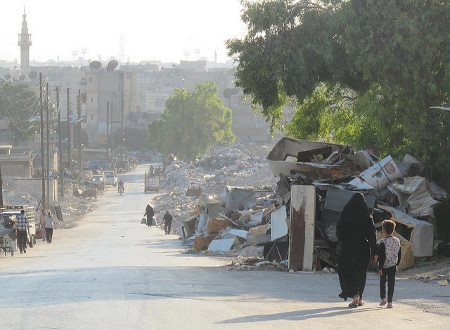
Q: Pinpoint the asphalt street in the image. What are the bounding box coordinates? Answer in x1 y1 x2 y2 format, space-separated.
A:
0 164 449 329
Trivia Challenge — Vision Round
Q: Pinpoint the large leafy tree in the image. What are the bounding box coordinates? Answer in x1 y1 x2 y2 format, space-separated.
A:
147 82 235 161
0 82 40 144
227 0 339 132
228 0 450 184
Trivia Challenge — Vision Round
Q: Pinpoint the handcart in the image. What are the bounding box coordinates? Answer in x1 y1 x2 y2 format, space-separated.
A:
144 171 160 193
0 205 36 249
0 227 16 256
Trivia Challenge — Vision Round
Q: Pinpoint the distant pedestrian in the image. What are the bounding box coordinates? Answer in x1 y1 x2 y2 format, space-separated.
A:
44 211 57 243
378 219 401 309
15 209 29 254
39 208 46 242
144 203 154 227
163 210 173 235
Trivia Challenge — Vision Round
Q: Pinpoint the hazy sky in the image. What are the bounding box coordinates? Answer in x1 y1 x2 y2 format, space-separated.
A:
0 0 247 64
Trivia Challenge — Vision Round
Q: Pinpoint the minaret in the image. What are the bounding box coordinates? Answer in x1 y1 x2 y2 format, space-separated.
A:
18 8 32 75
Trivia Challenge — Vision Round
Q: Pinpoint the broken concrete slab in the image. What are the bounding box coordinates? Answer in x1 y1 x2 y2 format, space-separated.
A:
228 228 248 239
270 205 288 241
208 237 237 252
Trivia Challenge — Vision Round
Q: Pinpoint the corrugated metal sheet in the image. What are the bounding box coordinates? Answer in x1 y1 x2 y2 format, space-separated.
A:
389 176 439 217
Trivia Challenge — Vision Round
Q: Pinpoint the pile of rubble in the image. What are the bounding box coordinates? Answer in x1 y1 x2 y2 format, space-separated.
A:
1 178 95 229
151 137 450 276
151 142 278 223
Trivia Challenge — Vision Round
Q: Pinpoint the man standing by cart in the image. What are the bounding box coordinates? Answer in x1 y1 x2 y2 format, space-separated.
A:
15 209 29 254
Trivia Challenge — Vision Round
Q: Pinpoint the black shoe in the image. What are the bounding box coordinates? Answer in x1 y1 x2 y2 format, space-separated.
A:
24 250 26 253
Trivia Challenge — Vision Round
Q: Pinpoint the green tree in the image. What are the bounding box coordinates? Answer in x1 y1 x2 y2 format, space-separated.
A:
147 82 235 160
226 0 338 132
228 0 450 185
0 82 40 144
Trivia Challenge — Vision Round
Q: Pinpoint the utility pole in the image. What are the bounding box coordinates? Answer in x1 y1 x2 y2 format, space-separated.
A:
56 87 63 198
0 165 3 208
46 82 50 208
39 73 45 211
67 88 71 170
106 101 109 157
120 73 124 168
77 89 82 177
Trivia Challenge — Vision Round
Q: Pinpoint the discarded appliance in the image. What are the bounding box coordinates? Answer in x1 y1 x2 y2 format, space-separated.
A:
266 137 355 182
388 176 439 217
348 155 403 196
377 204 433 257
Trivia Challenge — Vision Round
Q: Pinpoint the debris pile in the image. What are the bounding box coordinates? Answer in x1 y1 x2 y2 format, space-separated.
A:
151 137 449 273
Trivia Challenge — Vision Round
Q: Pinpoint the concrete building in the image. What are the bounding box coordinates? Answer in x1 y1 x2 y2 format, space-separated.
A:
85 63 137 148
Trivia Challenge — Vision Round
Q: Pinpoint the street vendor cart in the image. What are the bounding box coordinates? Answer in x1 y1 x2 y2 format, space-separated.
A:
144 171 160 193
0 205 36 251
0 229 16 256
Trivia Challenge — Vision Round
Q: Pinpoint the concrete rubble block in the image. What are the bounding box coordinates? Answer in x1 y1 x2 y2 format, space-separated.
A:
194 234 216 251
248 223 270 236
246 233 271 246
206 216 231 234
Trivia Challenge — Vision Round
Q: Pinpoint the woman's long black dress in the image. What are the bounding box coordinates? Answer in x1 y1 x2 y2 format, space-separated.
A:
337 193 377 301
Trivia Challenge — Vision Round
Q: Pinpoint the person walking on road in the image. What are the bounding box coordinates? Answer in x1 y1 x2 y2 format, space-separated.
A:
162 210 173 235
39 208 46 242
144 203 154 227
378 219 401 309
336 193 378 308
15 209 29 254
44 211 57 243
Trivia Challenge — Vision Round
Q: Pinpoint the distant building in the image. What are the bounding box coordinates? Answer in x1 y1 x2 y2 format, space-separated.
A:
85 64 137 147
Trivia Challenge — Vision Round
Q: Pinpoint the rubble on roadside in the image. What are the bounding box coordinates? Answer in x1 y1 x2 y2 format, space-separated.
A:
1 180 96 229
150 137 450 275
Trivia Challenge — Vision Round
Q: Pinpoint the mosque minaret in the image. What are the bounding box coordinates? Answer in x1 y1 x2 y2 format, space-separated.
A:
18 8 32 75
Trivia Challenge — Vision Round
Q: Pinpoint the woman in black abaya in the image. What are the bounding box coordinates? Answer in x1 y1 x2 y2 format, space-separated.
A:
337 193 378 308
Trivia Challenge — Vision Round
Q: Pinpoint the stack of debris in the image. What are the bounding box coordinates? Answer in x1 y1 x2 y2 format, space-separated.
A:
153 138 449 272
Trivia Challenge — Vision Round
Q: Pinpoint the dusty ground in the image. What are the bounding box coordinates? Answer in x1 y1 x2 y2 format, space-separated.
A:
398 256 450 283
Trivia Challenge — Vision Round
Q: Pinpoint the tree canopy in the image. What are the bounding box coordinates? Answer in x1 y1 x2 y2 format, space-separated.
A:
0 82 40 144
227 0 450 185
147 82 235 161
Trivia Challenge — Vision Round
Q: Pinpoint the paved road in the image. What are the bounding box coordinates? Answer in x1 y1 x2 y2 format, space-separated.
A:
0 165 449 329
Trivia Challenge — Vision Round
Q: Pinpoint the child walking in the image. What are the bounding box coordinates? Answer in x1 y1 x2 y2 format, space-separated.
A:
378 219 401 309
